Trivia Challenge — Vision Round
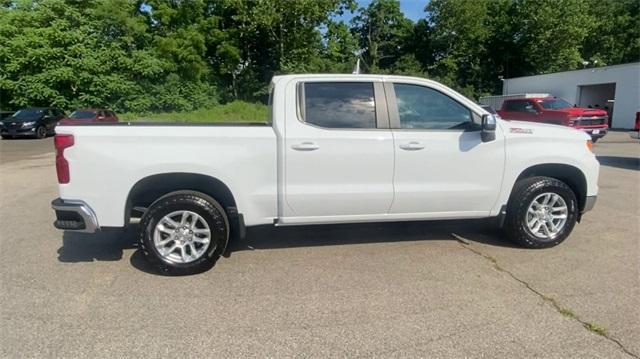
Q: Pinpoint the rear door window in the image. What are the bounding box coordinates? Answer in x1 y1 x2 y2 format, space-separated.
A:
301 82 376 129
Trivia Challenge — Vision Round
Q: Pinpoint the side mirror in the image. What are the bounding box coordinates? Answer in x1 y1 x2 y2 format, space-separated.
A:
481 114 496 142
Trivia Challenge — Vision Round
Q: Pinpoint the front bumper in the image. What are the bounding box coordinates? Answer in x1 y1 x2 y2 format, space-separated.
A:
1 126 36 136
581 128 608 139
581 195 597 213
51 198 100 233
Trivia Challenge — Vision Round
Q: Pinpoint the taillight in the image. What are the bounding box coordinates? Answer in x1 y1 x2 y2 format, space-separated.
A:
635 112 640 130
54 134 74 184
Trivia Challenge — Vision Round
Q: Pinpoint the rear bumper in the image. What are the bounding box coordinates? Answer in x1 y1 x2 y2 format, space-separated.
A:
51 198 100 233
582 195 597 213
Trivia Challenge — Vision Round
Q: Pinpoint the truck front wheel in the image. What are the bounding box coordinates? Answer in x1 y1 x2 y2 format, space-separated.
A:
504 176 578 248
138 191 229 275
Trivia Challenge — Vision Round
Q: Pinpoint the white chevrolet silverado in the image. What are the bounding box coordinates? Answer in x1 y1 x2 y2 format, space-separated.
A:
52 74 599 275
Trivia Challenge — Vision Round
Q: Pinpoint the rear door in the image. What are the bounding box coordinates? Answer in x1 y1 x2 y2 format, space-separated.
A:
282 79 395 220
503 100 542 122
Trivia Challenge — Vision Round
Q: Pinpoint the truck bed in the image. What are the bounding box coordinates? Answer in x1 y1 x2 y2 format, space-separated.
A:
55 124 278 227
58 121 271 127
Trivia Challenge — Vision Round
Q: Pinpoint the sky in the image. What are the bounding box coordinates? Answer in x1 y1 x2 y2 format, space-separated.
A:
334 0 429 23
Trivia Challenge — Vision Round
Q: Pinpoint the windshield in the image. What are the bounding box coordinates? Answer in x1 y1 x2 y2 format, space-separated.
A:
69 111 97 119
539 98 572 110
12 109 44 120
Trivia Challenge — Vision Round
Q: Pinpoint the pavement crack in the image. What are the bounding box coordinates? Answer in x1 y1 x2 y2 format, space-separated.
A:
452 233 639 359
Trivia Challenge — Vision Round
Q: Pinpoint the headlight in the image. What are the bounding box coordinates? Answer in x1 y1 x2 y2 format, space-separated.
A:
21 121 36 127
568 117 579 126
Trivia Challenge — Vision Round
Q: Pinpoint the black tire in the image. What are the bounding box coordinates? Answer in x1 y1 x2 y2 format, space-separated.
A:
138 191 229 275
504 176 578 248
1 135 12 139
591 137 599 143
35 126 47 139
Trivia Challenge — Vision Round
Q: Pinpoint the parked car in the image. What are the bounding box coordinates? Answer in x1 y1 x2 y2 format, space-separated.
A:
479 104 501 119
59 109 118 125
630 111 640 139
1 107 64 139
0 111 15 121
51 74 599 275
496 96 609 142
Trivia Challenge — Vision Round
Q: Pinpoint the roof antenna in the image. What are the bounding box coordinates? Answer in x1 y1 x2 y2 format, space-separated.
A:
352 58 360 75
352 49 363 74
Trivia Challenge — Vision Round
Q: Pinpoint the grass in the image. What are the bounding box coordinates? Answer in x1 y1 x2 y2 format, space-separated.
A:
119 101 269 123
584 322 608 336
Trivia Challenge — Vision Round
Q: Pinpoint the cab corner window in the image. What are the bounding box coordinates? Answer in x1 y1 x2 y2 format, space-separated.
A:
393 84 472 130
302 82 376 129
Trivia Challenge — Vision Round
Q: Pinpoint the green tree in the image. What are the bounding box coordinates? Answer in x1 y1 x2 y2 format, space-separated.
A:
201 0 352 101
424 0 490 97
581 0 640 66
322 21 359 73
0 0 217 112
351 0 413 72
514 0 594 74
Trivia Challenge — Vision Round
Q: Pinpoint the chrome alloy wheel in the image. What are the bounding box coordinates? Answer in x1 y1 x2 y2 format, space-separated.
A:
525 193 568 240
153 210 212 264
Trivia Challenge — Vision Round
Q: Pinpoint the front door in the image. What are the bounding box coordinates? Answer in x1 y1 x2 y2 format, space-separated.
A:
387 82 505 217
283 80 395 220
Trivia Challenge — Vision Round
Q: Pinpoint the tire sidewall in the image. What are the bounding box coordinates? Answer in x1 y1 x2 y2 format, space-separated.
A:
140 193 228 275
35 126 46 139
507 178 578 248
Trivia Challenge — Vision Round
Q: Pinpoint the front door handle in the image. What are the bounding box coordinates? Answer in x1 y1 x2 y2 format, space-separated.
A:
399 141 425 151
291 141 319 151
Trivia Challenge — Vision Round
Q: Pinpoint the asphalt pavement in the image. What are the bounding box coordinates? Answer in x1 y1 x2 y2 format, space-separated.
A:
0 131 638 357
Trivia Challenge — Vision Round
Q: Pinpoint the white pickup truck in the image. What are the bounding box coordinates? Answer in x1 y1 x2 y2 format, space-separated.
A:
52 74 599 275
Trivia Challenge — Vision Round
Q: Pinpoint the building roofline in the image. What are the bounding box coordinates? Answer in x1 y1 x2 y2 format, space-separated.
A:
505 61 640 81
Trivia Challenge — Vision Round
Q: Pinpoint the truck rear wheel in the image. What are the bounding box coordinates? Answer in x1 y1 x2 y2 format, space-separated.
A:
504 176 578 248
138 191 229 275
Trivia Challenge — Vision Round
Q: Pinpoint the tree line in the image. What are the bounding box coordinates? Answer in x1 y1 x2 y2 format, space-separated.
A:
1 0 638 113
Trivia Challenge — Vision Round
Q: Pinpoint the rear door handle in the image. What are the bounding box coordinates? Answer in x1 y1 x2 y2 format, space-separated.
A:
399 141 425 151
291 141 319 151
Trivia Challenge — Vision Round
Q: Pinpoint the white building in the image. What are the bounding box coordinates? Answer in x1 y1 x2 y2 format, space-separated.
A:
502 62 639 129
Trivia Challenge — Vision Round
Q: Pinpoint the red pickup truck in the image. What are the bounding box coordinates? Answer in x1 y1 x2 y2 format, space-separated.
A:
497 97 609 141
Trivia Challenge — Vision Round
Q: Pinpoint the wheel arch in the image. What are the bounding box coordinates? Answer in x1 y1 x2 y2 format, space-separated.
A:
125 172 238 224
514 163 587 211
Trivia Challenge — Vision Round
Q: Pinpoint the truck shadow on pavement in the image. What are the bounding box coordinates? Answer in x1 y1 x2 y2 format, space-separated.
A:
128 219 516 274
57 219 516 274
231 219 513 252
58 227 138 263
596 156 640 171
